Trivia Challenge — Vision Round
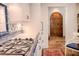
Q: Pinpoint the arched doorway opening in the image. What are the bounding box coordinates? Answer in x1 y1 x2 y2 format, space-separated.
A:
50 12 63 37
42 11 65 56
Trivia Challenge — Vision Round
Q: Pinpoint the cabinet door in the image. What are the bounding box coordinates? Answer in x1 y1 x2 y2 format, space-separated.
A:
34 37 42 56
66 48 79 56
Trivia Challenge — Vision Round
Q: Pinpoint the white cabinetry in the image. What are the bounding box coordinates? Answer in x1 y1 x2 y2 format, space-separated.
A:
7 3 30 23
34 32 43 56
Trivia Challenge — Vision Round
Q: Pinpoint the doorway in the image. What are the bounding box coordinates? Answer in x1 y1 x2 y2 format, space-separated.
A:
43 11 65 56
50 12 63 37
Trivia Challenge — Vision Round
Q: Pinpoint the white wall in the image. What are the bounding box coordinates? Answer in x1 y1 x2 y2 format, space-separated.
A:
7 3 30 23
23 3 41 36
65 4 77 44
41 4 49 48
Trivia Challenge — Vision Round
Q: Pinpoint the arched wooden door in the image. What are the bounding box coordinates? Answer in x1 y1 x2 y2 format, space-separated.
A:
50 12 63 36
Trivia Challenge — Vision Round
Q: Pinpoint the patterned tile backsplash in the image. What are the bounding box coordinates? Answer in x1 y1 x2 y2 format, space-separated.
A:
8 23 23 32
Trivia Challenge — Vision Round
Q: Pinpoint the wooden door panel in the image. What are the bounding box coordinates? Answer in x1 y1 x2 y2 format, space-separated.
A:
50 12 63 36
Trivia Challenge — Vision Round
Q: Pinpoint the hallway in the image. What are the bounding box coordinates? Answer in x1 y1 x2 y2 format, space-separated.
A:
43 36 65 56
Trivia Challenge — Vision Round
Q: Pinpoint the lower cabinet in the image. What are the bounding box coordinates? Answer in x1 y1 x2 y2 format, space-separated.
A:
34 34 42 56
66 47 79 56
34 44 42 56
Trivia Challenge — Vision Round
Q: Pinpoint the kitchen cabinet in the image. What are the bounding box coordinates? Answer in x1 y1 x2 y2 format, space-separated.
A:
7 3 30 24
66 47 79 56
34 32 43 56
